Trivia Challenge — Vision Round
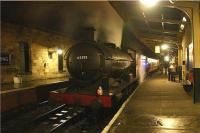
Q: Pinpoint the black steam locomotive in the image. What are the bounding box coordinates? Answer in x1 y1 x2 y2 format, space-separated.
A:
50 41 138 108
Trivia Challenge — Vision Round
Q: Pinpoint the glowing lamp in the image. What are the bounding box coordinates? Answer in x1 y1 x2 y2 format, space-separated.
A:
162 118 175 128
57 49 63 55
180 24 185 30
161 44 169 50
139 0 159 7
182 17 187 22
164 56 169 62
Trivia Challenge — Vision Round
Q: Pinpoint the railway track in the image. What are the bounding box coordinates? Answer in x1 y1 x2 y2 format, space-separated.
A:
2 81 138 133
1 100 62 133
27 104 85 133
62 81 139 133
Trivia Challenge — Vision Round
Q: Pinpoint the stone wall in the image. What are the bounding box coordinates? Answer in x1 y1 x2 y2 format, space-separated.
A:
1 23 75 84
1 2 124 84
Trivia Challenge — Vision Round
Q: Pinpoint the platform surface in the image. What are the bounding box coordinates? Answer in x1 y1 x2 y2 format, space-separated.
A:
0 77 69 94
108 73 200 133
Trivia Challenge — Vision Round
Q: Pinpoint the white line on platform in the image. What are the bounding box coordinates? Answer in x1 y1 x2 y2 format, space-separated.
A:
101 86 139 133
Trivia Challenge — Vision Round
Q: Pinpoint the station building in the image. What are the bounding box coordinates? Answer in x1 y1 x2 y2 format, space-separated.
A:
1 1 200 132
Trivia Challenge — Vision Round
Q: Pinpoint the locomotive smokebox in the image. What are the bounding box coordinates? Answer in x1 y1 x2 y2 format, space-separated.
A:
67 42 102 82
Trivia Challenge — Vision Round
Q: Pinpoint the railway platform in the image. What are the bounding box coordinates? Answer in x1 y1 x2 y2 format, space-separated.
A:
105 73 200 133
1 77 69 113
1 77 69 93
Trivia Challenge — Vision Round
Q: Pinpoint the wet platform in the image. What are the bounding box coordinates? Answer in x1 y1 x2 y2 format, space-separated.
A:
1 77 69 112
107 73 200 133
1 77 69 94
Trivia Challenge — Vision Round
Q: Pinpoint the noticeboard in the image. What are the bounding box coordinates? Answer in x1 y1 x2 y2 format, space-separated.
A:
0 54 11 65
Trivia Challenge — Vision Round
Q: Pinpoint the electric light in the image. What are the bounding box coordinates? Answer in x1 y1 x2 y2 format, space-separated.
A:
164 56 170 62
141 55 146 60
182 17 187 22
57 49 63 55
162 118 175 128
161 44 169 50
147 58 158 63
139 0 159 7
180 24 184 30
189 43 193 49
169 0 175 4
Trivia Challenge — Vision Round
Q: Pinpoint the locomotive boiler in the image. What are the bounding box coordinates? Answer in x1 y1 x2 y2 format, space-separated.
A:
67 42 133 85
50 41 138 108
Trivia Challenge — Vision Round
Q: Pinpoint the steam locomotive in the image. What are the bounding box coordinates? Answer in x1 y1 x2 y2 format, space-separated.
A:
49 41 138 108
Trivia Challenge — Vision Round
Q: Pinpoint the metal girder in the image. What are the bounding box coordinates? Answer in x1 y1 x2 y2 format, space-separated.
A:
132 16 188 25
136 24 182 35
138 34 180 44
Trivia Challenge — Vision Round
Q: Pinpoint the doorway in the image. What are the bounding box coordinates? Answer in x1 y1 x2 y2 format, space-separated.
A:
58 53 63 72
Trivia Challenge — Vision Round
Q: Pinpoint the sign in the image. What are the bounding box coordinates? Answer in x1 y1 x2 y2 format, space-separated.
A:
0 54 11 65
76 56 88 60
155 46 160 53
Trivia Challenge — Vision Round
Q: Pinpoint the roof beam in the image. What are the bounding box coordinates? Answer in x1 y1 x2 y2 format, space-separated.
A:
142 11 151 30
132 16 188 25
138 33 180 44
141 37 178 45
161 14 165 31
151 28 181 35
138 27 182 35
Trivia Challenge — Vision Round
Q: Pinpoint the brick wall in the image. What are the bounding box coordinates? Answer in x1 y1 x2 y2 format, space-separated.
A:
1 23 75 84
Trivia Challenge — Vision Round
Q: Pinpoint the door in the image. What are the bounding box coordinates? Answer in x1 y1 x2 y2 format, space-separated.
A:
58 53 63 72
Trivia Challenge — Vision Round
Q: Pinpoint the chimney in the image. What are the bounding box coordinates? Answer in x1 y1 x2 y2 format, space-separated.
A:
83 27 96 42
